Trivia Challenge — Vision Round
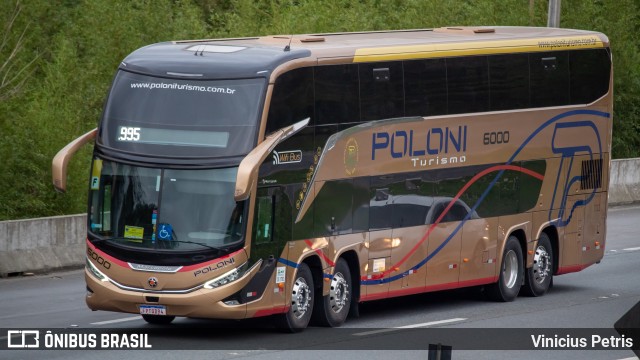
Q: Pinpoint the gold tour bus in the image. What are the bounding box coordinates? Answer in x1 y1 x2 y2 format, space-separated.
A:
52 26 612 332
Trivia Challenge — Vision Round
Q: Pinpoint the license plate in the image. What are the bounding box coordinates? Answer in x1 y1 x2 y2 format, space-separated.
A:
139 305 166 315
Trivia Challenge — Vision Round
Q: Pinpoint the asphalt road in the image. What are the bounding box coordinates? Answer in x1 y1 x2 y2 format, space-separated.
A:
1 205 639 360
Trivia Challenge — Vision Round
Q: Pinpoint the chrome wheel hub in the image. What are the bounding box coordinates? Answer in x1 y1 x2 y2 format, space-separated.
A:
329 272 349 313
533 245 551 284
291 277 311 319
503 250 519 289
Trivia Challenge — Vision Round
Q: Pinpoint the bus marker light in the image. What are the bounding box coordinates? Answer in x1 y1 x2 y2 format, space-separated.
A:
528 250 534 255
463 258 469 263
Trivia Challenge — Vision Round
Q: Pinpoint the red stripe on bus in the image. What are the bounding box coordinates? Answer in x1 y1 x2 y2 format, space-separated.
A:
86 239 128 268
362 165 543 282
178 249 245 272
253 305 289 318
304 239 335 267
360 276 497 302
86 239 244 271
557 263 593 275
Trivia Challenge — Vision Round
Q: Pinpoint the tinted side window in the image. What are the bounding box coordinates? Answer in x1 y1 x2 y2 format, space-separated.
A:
447 56 490 114
359 62 404 121
404 59 447 117
266 67 314 134
445 203 469 222
489 54 530 110
392 198 430 228
570 49 611 104
369 187 392 230
352 177 370 233
530 51 570 107
315 65 359 125
313 180 354 236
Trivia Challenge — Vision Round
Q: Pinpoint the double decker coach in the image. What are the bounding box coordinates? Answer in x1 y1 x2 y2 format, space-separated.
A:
53 26 612 331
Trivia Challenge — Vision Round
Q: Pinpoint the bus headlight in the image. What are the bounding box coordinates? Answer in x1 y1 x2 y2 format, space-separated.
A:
86 258 110 282
203 263 248 289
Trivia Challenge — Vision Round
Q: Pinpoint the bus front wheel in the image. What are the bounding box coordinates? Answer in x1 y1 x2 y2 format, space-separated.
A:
522 232 553 296
314 258 351 327
276 263 314 332
487 236 523 302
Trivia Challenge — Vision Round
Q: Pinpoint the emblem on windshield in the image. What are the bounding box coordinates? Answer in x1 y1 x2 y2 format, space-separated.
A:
148 277 158 288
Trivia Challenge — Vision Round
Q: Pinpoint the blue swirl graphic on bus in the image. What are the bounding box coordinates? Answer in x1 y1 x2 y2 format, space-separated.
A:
548 121 603 227
360 109 610 286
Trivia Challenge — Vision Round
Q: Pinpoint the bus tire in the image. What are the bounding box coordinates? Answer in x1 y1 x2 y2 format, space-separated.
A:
486 236 523 302
276 263 314 332
141 314 175 325
522 232 553 297
314 258 351 327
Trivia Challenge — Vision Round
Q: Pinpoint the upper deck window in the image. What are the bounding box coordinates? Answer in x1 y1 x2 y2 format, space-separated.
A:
100 71 266 158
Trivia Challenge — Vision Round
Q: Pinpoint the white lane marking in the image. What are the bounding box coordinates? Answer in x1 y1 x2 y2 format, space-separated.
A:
623 247 640 251
353 318 467 336
91 315 142 325
617 357 639 360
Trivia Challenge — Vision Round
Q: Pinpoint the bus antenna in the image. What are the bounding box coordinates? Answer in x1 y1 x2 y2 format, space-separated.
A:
284 35 293 52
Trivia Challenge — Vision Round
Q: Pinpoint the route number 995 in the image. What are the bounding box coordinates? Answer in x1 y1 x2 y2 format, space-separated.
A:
118 126 141 141
483 131 510 145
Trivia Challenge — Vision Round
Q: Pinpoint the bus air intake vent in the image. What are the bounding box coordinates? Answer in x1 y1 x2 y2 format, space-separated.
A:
580 159 602 190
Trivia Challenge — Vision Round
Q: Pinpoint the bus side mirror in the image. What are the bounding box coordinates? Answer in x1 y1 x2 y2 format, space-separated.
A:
52 128 98 193
234 118 309 201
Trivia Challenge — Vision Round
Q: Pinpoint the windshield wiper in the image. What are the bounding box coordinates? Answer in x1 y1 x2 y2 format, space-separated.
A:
156 240 219 251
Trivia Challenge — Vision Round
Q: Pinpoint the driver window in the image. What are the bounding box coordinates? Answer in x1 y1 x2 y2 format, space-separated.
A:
254 195 274 244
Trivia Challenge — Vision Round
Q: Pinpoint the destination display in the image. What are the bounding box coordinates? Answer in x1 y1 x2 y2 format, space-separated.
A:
116 126 229 148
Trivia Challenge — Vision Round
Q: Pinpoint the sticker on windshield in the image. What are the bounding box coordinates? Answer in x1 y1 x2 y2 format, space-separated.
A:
158 223 173 241
90 159 102 190
124 225 144 242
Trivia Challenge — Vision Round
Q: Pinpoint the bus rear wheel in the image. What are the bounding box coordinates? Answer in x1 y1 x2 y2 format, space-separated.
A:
314 258 351 327
486 236 523 302
522 233 553 297
276 263 314 332
142 314 175 325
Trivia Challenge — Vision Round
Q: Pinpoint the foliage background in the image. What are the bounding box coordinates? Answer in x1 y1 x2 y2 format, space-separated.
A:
0 0 638 220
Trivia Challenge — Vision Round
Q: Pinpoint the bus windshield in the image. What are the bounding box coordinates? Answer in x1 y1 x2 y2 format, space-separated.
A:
100 71 266 158
88 158 245 253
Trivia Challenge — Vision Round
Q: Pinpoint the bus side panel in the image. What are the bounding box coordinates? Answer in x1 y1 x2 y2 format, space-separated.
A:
582 191 607 266
363 229 392 300
388 225 429 296
459 217 498 285
425 223 461 291
558 194 585 273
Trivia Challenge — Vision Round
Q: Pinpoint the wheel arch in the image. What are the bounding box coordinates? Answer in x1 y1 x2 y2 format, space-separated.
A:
301 254 323 292
338 250 361 304
509 228 528 264
541 226 560 274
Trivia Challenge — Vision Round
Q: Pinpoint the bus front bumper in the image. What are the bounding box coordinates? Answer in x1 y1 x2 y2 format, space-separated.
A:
84 268 249 320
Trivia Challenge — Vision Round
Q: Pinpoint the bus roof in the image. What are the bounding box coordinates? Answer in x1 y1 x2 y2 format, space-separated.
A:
122 26 608 80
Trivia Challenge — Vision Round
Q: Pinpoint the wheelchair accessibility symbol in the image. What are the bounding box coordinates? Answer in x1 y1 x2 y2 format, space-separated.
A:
158 223 173 240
